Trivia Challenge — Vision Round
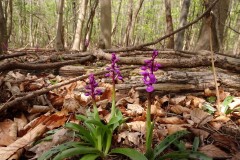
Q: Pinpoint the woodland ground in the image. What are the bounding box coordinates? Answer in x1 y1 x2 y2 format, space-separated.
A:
0 49 239 160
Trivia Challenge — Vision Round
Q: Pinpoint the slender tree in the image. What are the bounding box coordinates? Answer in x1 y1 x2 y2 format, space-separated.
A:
195 0 230 52
72 0 88 51
129 0 144 46
99 0 112 49
175 0 190 50
55 0 65 51
164 0 174 49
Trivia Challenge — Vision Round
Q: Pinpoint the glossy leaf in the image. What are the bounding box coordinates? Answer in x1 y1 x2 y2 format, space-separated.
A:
80 154 100 160
153 130 189 159
111 148 148 160
157 151 212 160
53 146 101 160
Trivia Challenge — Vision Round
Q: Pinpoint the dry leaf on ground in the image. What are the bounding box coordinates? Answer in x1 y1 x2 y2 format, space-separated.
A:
157 116 185 124
118 131 141 145
199 144 229 158
0 120 17 146
170 105 191 114
166 124 187 135
190 108 213 126
127 121 146 133
169 96 186 105
0 123 46 160
127 104 144 115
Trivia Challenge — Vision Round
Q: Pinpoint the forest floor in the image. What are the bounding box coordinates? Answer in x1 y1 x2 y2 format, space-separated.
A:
0 49 240 160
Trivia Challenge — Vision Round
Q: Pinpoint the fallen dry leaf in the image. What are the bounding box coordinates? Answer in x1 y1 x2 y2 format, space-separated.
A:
118 131 141 145
190 108 213 126
127 104 144 115
127 121 146 134
29 128 71 159
14 113 28 132
170 105 191 114
211 133 239 153
199 144 229 158
28 105 52 114
157 116 185 124
0 120 17 146
166 124 187 135
231 152 240 160
0 123 46 160
169 96 186 105
189 128 210 139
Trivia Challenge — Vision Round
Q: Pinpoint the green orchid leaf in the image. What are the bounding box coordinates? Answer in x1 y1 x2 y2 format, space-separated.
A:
80 154 100 160
202 102 216 114
111 148 148 160
153 130 189 159
207 96 216 103
38 142 83 160
53 146 101 160
65 123 95 146
76 114 88 121
192 137 200 151
173 140 186 151
157 151 212 160
221 96 234 114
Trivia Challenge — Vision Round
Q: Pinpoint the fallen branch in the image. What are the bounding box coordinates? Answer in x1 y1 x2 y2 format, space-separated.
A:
0 52 27 60
0 55 94 71
0 66 137 113
94 50 240 72
103 0 220 53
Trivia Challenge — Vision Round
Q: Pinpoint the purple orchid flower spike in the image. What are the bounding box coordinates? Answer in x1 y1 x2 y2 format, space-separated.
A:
140 50 162 92
105 53 123 81
85 74 102 100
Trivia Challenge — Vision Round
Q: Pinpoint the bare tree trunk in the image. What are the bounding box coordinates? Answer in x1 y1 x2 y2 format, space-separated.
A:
123 0 133 47
71 0 88 51
129 0 144 46
99 0 112 49
175 0 190 50
55 0 65 51
81 0 99 51
29 0 33 47
195 0 230 52
0 0 7 54
111 0 122 36
233 14 240 55
164 0 174 49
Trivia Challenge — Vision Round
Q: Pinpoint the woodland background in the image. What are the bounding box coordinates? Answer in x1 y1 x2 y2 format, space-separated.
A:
0 0 240 160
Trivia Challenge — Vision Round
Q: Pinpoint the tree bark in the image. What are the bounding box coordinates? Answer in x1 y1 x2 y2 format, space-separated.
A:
99 0 112 49
81 0 98 51
175 0 190 50
55 0 65 51
71 0 88 51
233 13 240 55
123 0 133 47
164 0 174 49
0 0 9 54
129 0 144 46
195 0 230 52
111 0 122 36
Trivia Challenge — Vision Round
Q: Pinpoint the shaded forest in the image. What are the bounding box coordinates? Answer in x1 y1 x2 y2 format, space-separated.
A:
0 0 240 160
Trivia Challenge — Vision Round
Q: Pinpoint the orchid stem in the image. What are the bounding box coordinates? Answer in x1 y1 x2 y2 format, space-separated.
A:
146 92 152 151
111 82 116 118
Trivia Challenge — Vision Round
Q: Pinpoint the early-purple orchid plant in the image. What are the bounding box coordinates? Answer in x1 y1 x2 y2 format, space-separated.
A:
140 50 161 156
85 74 102 119
105 53 123 117
141 50 161 92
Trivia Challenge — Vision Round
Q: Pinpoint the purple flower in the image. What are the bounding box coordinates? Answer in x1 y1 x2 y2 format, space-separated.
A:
105 53 123 81
140 50 161 92
85 74 102 100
